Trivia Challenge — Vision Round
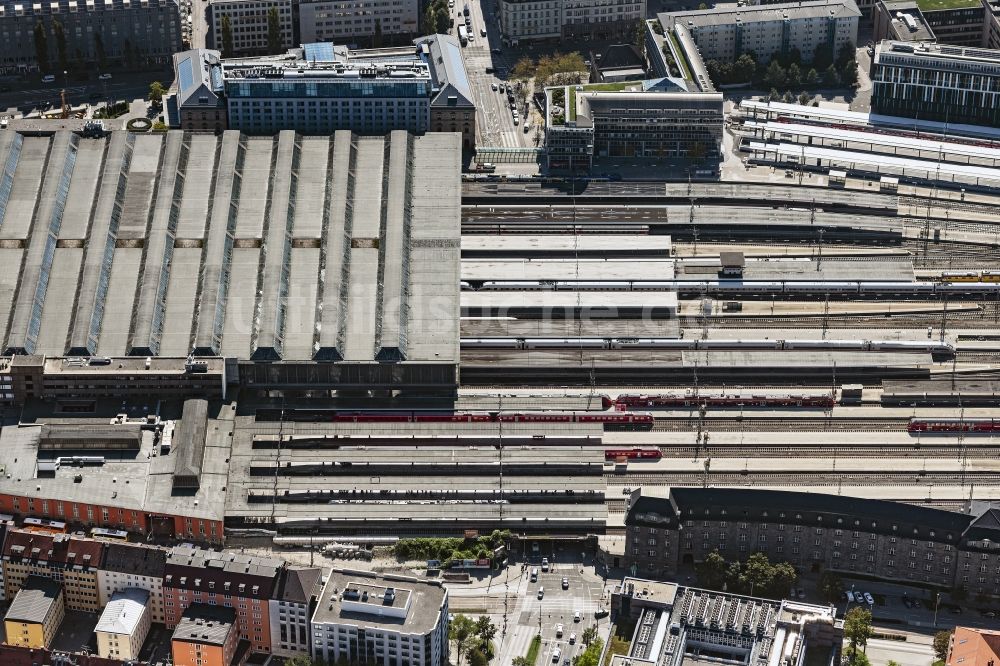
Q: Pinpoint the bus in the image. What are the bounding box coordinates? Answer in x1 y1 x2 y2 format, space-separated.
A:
458 25 468 46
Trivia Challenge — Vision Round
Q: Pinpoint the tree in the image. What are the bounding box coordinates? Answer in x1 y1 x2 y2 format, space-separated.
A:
450 614 477 666
94 33 106 69
512 658 532 666
768 87 781 102
786 62 801 87
933 629 953 661
696 550 728 590
221 14 234 57
574 638 604 666
823 64 841 87
841 646 871 666
733 53 755 82
34 21 49 73
813 41 834 70
633 19 646 57
467 649 489 666
840 59 858 87
837 42 855 65
434 6 451 34
887 661 901 666
52 19 68 72
581 625 599 647
475 615 497 644
843 606 873 655
781 90 795 104
764 60 786 89
267 7 282 54
148 81 166 105
285 657 324 666
804 67 819 87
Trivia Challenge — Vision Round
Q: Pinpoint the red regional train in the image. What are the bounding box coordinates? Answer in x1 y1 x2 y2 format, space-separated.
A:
327 411 654 431
908 418 1000 434
604 448 663 460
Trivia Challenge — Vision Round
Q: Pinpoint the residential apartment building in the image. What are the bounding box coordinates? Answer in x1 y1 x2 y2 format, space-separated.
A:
2 530 105 611
870 40 1000 128
311 569 449 666
499 0 644 43
3 577 64 649
163 546 283 653
656 0 861 65
269 567 321 656
170 36 475 142
97 542 167 624
0 0 181 74
172 604 245 666
947 627 1000 665
209 0 294 57
298 0 419 45
95 588 151 661
626 488 1000 600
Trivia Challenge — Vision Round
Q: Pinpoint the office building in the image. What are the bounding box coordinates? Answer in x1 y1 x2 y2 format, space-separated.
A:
298 0 419 45
311 569 449 666
163 546 283 653
947 627 1000 666
172 604 246 666
655 0 861 65
269 567 322 656
169 37 475 145
874 0 985 46
98 543 168 624
871 41 1000 128
626 488 1000 600
0 0 181 74
545 80 723 172
499 0 645 43
986 0 1000 48
2 530 104 611
3 577 65 649
609 577 841 666
95 588 151 661
209 0 295 57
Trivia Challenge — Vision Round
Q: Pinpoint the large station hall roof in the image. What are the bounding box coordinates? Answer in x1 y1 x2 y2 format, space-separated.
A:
0 129 461 364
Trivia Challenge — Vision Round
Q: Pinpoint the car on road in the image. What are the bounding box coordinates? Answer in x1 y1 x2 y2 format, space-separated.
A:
41 74 55 83
491 83 497 91
491 48 501 54
556 624 564 637
561 577 569 589
569 633 576 644
863 592 874 605
552 648 561 663
541 558 549 571
538 587 544 599
523 123 531 133
513 117 519 125
98 73 112 80
480 27 486 36
573 610 581 622
499 84 505 93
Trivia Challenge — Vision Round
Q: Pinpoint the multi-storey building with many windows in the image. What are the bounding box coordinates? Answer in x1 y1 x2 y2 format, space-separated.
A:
870 40 1000 127
656 0 861 65
0 0 181 74
499 0 644 44
97 542 168 624
209 0 294 57
626 488 1000 599
163 545 283 653
311 569 449 666
269 567 322 657
298 0 419 46
2 530 105 611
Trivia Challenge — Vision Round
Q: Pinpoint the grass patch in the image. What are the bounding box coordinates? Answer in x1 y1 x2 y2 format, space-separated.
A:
602 619 636 666
568 81 641 120
525 634 542 665
915 0 979 10
667 31 692 80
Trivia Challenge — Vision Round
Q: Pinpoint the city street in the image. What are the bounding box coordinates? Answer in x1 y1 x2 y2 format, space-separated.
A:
461 0 536 148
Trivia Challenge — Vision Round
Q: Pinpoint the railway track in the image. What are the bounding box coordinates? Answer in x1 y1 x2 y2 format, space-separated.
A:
615 471 1000 486
698 307 998 329
641 444 1000 458
652 417 908 432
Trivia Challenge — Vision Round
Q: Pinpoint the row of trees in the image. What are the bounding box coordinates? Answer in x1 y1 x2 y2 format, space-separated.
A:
704 41 858 90
423 0 453 36
695 551 798 600
392 530 510 566
510 52 587 93
451 614 498 666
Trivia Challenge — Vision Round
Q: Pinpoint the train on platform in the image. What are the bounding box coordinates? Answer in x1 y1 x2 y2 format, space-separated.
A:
604 448 663 460
460 279 1000 296
615 393 835 409
324 411 654 430
462 337 954 355
908 418 1000 434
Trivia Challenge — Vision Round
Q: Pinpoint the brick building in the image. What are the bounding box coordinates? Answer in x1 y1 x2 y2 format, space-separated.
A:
2 530 105 611
626 488 1000 599
163 546 283 653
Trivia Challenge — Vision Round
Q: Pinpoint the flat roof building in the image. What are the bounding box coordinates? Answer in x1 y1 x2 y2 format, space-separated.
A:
312 569 449 666
656 0 861 65
873 0 936 42
3 577 65 650
871 41 1000 128
95 588 151 661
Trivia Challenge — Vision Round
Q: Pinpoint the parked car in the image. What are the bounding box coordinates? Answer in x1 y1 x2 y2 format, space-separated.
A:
41 74 55 83
863 592 875 605
98 73 112 80
562 577 569 590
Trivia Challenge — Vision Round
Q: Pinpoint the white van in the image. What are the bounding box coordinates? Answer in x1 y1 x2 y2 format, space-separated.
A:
552 649 561 662
530 568 538 582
